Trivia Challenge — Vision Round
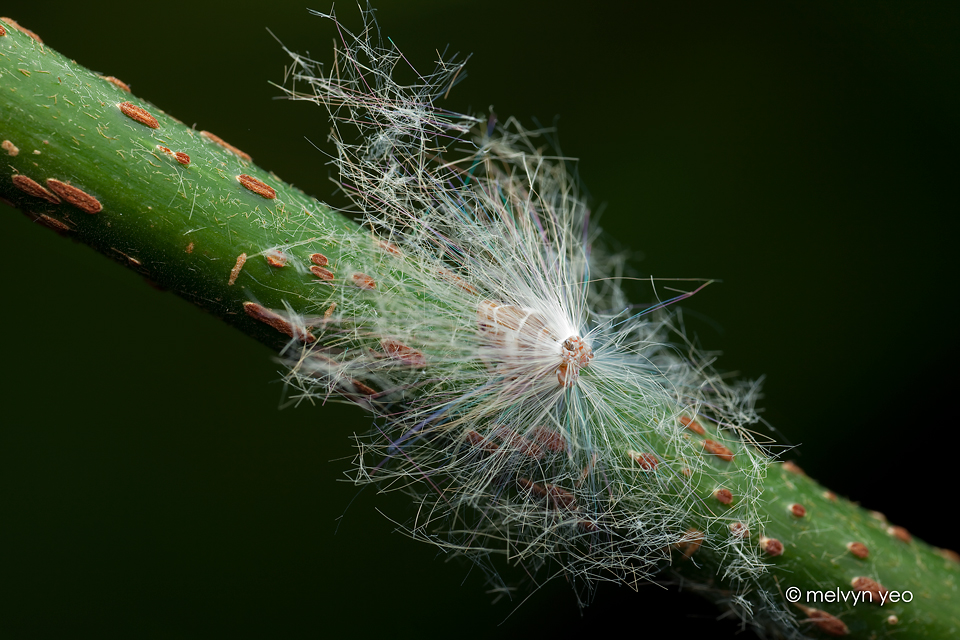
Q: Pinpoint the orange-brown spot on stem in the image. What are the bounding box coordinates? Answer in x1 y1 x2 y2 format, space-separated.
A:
729 522 749 538
352 273 376 290
529 426 566 454
185 242 194 254
796 605 849 637
304 352 338 371
376 238 402 256
465 430 499 455
714 488 733 505
938 548 960 563
0 23 5 36
200 130 252 162
679 415 705 435
112 250 142 268
101 75 131 92
310 252 329 267
350 380 376 396
437 267 478 295
673 529 704 559
887 525 912 543
760 536 784 556
23 210 71 234
310 266 334 281
228 253 247 286
782 460 806 476
517 478 576 511
2 140 19 156
12 174 60 204
37 213 71 233
323 303 336 322
789 503 806 518
851 577 888 603
242 301 315 343
544 484 577 511
118 102 160 129
495 428 544 460
495 430 526 454
381 339 426 367
264 250 287 268
0 18 42 43
157 145 189 167
628 450 659 470
37 214 69 233
823 491 838 501
45 179 101 214
578 520 600 533
237 174 275 199
847 541 869 559
703 439 734 462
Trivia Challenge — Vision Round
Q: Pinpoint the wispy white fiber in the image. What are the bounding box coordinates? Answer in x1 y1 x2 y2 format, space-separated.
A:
275 3 771 614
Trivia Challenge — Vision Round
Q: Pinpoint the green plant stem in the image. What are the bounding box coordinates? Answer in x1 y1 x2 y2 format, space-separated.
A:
1 20 957 640
0 23 370 354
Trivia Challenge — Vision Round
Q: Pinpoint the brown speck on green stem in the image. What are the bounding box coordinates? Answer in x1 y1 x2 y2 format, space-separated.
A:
242 301 315 344
118 101 160 129
25 211 71 234
11 174 60 204
228 253 246 286
265 252 286 268
887 525 912 543
714 488 733 504
796 605 849 637
45 179 101 213
201 130 251 161
310 265 334 280
351 273 376 290
100 75 131 92
850 576 888 602
680 415 705 435
237 173 276 199
703 439 734 461
0 17 42 43
760 536 783 556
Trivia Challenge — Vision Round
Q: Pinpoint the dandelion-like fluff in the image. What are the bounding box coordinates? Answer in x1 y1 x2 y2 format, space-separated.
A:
278 6 770 615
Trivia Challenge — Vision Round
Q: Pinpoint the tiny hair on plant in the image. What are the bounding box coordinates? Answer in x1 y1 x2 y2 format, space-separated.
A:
1 2 957 639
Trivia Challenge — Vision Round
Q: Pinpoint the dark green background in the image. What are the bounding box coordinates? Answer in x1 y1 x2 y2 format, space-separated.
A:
2 1 957 637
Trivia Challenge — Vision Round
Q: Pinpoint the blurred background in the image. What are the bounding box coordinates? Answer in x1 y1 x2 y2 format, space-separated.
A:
2 1 957 637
